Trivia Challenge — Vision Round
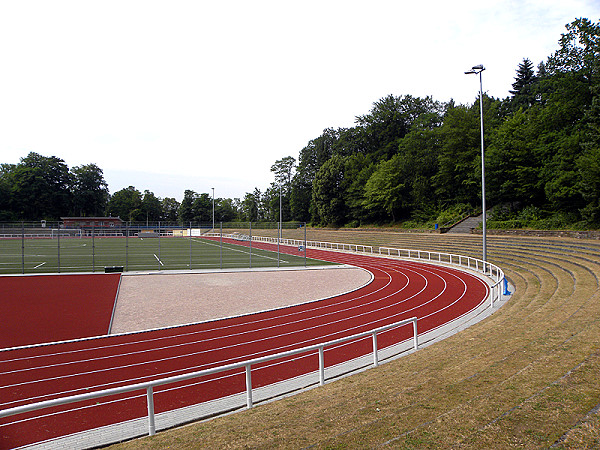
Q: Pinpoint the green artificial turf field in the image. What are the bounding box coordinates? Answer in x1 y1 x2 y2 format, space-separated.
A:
0 236 330 274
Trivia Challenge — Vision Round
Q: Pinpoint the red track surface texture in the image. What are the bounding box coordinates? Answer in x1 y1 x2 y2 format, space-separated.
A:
0 243 488 449
0 274 120 349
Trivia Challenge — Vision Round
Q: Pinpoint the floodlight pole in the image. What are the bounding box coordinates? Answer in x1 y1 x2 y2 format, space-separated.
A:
278 184 282 267
465 64 487 262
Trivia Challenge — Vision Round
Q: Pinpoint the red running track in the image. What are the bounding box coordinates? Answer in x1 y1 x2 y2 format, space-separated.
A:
0 244 488 449
0 274 121 349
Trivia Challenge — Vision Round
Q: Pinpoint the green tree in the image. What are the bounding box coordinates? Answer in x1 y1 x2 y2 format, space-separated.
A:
290 132 333 222
270 156 295 222
486 109 545 206
9 152 73 220
546 18 600 81
107 186 143 222
192 193 213 223
161 197 180 222
311 155 347 226
343 154 375 225
262 184 280 222
433 104 481 206
178 190 212 223
241 188 262 222
577 146 600 224
364 155 408 222
141 190 163 222
215 198 238 222
577 80 600 224
355 94 443 160
509 58 538 110
0 164 16 220
71 163 109 217
396 112 443 220
270 156 296 189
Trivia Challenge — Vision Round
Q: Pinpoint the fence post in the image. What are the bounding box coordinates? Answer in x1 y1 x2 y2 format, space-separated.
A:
92 225 95 272
21 221 25 274
57 222 60 273
372 332 379 367
146 386 156 436
318 346 325 386
413 319 419 350
245 364 253 408
304 223 307 268
158 221 161 270
125 222 129 272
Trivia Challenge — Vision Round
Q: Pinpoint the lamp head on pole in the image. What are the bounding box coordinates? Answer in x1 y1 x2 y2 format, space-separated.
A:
465 64 485 75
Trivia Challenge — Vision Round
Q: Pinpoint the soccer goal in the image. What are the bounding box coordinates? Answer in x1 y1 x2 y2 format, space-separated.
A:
50 228 82 239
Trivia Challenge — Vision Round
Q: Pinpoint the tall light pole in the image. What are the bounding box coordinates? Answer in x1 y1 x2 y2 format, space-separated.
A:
465 64 487 262
278 184 282 267
211 187 215 231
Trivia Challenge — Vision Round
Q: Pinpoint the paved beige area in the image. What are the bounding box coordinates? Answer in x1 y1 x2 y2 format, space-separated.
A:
110 267 372 334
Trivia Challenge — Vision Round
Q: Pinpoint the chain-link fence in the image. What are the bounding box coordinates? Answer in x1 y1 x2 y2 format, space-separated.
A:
0 222 312 275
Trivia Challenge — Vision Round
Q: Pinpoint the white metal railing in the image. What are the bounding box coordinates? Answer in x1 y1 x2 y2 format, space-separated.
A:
1 239 507 446
205 233 374 254
379 247 506 308
0 317 417 438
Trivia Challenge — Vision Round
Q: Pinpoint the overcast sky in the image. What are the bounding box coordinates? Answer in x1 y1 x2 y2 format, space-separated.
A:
1 1 599 201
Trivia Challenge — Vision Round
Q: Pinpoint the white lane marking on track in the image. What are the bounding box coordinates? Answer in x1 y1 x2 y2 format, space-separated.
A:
0 261 426 378
0 265 425 392
3 259 465 371
1 252 488 400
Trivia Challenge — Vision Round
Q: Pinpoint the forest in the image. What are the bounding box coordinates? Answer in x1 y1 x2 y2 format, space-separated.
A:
1 18 599 229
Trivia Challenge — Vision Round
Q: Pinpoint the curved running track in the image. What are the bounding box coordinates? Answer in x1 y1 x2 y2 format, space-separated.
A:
0 242 489 449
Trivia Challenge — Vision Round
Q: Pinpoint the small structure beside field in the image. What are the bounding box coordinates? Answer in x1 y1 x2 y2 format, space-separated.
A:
61 217 124 228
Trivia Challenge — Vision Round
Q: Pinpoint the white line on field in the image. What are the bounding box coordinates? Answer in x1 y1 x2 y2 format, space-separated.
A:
191 238 289 263
33 262 46 269
153 254 164 266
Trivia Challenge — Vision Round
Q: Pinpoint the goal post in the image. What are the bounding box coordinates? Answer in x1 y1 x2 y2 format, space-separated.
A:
50 229 82 239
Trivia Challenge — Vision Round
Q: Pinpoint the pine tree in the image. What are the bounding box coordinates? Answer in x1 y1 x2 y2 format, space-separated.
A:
509 58 537 109
510 58 536 95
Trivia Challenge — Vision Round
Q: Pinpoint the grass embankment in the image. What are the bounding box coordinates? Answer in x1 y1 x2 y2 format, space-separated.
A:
110 229 600 449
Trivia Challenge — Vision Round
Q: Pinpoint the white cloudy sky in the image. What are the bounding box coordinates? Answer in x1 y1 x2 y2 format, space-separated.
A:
1 1 599 201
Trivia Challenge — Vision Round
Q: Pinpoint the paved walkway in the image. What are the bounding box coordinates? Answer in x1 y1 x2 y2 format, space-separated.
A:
111 266 371 334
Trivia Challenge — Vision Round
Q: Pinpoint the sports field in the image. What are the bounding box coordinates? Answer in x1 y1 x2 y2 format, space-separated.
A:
0 236 330 274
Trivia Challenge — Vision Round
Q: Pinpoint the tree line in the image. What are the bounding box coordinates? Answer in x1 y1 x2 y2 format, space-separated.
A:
1 18 599 229
281 18 599 229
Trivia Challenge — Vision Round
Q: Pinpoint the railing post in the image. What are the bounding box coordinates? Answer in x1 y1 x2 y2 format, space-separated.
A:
245 364 253 408
413 319 419 350
318 346 325 386
372 332 379 367
146 386 156 436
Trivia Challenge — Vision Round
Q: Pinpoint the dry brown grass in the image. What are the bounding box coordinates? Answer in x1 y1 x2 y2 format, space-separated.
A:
109 229 600 449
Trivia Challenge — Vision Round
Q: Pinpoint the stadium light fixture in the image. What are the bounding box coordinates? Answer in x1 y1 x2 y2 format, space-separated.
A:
465 64 487 262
